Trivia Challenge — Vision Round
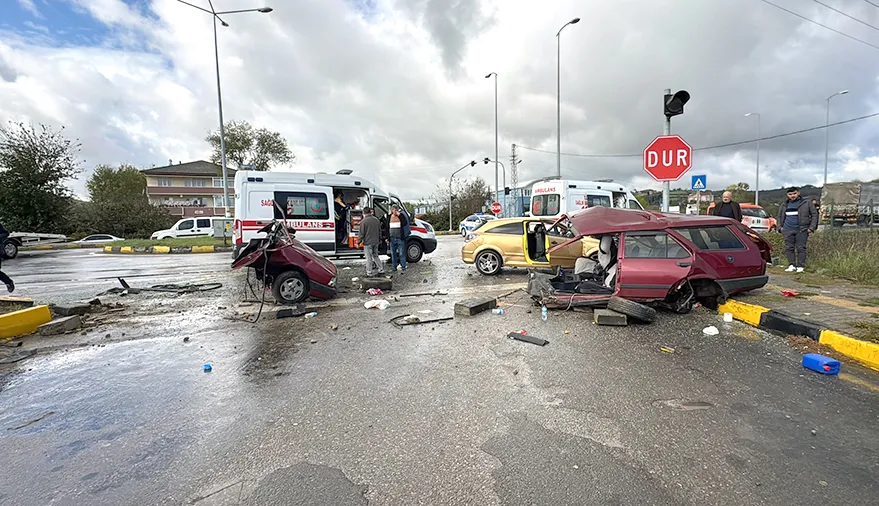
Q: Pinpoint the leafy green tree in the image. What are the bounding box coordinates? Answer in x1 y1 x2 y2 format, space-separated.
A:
725 182 752 203
205 120 294 171
0 122 82 232
424 178 492 230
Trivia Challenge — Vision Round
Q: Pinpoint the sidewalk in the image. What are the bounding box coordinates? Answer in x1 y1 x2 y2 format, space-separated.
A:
733 267 879 342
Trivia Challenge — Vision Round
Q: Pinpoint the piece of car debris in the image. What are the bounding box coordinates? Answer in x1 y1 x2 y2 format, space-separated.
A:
507 332 548 346
390 314 454 328
594 309 627 326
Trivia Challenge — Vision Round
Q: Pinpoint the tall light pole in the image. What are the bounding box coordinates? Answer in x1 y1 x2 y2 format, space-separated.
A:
556 17 580 178
485 72 498 209
744 112 761 205
177 0 273 218
484 158 506 216
824 89 849 188
449 161 477 232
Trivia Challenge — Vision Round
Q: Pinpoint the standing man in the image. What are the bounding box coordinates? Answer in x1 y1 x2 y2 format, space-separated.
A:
0 222 14 292
777 187 818 273
388 204 410 273
711 191 743 222
334 192 348 246
357 207 384 276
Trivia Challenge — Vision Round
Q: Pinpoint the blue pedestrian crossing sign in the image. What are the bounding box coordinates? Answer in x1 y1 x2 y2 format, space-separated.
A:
691 175 707 191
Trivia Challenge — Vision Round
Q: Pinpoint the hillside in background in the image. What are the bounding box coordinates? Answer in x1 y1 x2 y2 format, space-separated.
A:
636 185 823 217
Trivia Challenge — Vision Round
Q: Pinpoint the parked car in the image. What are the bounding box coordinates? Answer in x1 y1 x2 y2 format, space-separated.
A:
531 207 771 315
706 203 776 232
232 220 337 304
77 234 125 244
152 217 230 240
459 213 495 237
2 232 67 259
461 217 600 275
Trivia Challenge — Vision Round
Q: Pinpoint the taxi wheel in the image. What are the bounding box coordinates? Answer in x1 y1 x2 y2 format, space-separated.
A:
476 250 502 275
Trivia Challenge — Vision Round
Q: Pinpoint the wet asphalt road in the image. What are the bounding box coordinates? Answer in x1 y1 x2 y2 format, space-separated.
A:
1 237 878 505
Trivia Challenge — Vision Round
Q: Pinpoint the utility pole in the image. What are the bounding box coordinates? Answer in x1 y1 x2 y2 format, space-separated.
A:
510 143 521 216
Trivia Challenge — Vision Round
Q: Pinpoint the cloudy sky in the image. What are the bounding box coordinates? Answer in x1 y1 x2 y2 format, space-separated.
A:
2 0 879 202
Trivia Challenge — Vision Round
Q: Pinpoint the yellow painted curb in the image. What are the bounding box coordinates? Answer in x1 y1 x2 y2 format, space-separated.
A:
718 299 769 327
0 305 52 339
34 245 53 250
191 246 215 253
819 330 879 371
65 244 81 249
104 246 113 253
153 246 171 254
120 246 133 254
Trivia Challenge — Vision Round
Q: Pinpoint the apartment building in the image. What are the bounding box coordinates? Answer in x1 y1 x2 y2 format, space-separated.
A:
142 160 236 217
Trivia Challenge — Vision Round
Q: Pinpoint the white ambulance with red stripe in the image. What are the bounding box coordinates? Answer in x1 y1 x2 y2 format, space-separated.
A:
232 170 437 263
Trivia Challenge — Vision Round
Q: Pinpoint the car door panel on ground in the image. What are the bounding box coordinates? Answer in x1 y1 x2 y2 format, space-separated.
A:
618 231 693 300
672 225 763 279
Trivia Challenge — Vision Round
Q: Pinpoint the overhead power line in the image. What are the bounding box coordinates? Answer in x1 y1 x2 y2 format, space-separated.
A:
864 0 879 10
759 0 879 51
811 0 879 33
515 111 879 158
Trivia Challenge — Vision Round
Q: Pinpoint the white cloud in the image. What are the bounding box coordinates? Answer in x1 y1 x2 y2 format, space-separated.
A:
1 0 879 203
16 0 41 18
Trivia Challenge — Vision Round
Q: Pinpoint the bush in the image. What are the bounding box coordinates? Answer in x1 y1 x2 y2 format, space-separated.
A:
766 228 879 284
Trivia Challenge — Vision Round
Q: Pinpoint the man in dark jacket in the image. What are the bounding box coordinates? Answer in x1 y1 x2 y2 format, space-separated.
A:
777 187 818 273
0 222 14 292
711 191 743 222
357 207 384 276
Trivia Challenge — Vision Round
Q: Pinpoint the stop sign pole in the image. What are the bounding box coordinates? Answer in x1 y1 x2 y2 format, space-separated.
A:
662 88 672 212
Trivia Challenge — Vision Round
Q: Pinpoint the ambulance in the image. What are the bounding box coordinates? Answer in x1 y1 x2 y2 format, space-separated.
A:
232 170 437 263
529 178 643 219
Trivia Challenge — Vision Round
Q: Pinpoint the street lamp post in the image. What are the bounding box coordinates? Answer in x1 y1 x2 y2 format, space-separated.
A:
176 0 273 219
449 161 477 232
485 72 498 217
556 17 580 178
484 158 506 216
744 112 761 205
824 89 849 188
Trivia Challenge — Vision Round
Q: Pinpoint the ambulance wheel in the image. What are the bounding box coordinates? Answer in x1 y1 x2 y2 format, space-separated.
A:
406 240 423 263
272 271 309 304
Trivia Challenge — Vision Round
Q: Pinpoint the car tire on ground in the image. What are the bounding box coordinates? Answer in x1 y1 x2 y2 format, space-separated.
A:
271 270 309 304
607 296 657 323
406 239 424 263
2 241 18 259
475 250 502 276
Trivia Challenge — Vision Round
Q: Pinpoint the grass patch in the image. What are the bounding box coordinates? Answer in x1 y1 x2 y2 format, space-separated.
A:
113 237 229 248
764 228 879 285
851 320 879 343
858 297 879 307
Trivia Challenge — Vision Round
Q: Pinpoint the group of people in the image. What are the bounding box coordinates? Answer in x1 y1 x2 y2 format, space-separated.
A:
356 204 411 276
710 187 818 273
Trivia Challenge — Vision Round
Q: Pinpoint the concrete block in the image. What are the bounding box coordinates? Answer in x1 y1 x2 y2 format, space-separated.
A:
0 305 52 339
38 315 82 335
594 309 628 326
50 304 92 317
0 296 34 310
454 297 497 316
759 311 822 340
360 277 392 291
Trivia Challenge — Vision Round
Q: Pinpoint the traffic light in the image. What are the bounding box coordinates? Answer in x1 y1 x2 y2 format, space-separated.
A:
504 187 511 195
664 90 690 118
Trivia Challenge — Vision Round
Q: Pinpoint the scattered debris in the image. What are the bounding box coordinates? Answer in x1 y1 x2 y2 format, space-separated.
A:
49 304 92 317
723 312 733 322
329 324 338 331
38 315 82 335
703 326 719 336
399 290 448 298
491 308 504 315
203 363 212 372
811 429 818 436
454 297 497 316
660 346 676 354
88 298 102 306
0 296 34 309
359 277 392 291
819 481 828 487
304 312 318 319
564 330 569 334
183 337 190 343
594 309 627 326
364 300 391 310
310 339 318 344
781 290 800 297
417 310 433 314
6 411 55 431
390 314 454 328
802 353 840 375
0 349 36 365
99 277 222 296
367 288 384 296
276 304 308 319
507 332 549 346
351 277 360 281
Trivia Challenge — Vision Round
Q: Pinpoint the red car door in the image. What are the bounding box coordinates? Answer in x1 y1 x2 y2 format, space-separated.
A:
617 231 694 301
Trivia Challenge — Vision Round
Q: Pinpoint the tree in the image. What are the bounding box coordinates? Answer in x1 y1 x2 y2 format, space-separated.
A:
0 122 82 232
725 182 752 203
71 164 174 238
205 120 294 171
422 178 492 231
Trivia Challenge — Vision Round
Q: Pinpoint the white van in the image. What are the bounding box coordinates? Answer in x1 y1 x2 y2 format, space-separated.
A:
232 170 437 263
151 217 230 240
529 178 643 219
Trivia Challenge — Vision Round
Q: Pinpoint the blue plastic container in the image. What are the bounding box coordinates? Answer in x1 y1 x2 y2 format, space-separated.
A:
802 353 840 375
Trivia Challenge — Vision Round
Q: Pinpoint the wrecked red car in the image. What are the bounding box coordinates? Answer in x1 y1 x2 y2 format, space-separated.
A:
232 220 337 304
530 207 771 315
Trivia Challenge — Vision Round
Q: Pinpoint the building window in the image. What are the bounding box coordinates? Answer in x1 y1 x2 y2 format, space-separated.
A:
212 178 234 188
185 178 208 187
158 178 172 187
213 195 234 208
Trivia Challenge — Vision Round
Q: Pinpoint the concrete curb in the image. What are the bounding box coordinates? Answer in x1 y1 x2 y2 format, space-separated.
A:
21 243 105 251
102 245 233 254
0 305 52 339
718 299 879 371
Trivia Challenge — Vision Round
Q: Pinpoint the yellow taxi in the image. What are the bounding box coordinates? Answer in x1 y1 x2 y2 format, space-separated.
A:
461 217 600 275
